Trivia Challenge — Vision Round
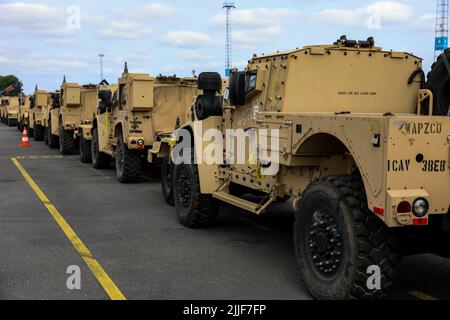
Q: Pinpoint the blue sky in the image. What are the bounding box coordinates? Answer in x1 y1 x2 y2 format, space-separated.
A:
0 0 440 93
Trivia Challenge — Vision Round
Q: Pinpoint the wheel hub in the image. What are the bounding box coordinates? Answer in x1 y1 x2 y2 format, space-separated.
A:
307 210 343 277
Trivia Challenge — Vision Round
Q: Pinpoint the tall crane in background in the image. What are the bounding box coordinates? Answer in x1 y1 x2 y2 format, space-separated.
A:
223 2 236 76
435 0 449 60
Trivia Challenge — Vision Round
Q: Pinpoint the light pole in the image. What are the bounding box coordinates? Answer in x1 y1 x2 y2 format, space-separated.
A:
99 53 105 81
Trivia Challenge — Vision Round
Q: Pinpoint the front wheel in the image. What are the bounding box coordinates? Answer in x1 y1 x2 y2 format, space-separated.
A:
92 128 110 169
294 175 399 300
161 156 175 206
173 160 219 228
79 135 92 163
59 124 75 155
115 134 141 183
44 126 49 145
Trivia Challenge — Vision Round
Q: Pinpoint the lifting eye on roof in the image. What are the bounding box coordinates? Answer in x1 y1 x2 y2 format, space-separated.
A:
334 35 375 48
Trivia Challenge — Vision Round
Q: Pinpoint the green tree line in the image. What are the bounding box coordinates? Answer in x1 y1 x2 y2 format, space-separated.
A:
0 75 23 96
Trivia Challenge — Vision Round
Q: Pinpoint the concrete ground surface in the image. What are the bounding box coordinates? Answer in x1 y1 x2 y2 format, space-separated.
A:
0 123 449 300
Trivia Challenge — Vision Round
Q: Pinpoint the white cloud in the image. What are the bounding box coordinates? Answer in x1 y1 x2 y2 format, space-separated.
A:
233 26 283 47
101 20 153 40
139 3 179 19
0 2 76 37
176 49 213 61
98 3 177 40
44 38 77 46
162 31 211 48
211 8 299 46
412 13 436 31
0 49 91 76
212 8 299 29
316 1 414 28
116 52 154 71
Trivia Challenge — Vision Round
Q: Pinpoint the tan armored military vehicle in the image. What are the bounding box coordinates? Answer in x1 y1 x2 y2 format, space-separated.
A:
44 91 61 148
29 87 49 140
17 94 30 131
58 77 82 155
1 96 9 124
167 36 450 300
77 84 100 163
2 96 20 127
91 63 198 183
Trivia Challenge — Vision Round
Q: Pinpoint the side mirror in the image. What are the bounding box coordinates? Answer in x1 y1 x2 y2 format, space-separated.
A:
229 71 246 106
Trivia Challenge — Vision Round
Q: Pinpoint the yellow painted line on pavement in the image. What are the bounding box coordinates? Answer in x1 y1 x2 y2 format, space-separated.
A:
408 290 437 300
11 157 126 301
238 217 272 232
16 155 64 160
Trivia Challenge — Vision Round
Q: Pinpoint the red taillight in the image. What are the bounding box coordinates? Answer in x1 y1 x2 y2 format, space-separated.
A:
397 201 412 213
413 218 428 226
373 207 385 216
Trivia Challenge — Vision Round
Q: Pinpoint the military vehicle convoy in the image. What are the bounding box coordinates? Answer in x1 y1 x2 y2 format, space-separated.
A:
29 88 49 141
164 37 450 300
91 63 198 183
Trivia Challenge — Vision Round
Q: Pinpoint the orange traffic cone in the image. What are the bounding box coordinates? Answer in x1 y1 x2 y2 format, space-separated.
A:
19 127 31 147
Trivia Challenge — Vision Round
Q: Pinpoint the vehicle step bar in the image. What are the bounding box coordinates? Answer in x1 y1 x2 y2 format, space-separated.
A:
213 190 274 215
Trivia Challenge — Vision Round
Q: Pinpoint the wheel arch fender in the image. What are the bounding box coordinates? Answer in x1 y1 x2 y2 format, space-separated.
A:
294 132 374 208
114 122 124 141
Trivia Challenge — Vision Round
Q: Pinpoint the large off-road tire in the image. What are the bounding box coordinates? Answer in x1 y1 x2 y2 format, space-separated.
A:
115 134 141 183
59 124 76 155
161 156 175 206
44 126 49 145
173 159 220 228
294 175 399 300
79 135 92 163
91 128 110 169
48 122 59 149
34 125 44 141
426 49 450 116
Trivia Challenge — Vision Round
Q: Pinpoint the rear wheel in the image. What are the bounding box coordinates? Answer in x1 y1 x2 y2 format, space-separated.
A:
294 175 399 300
92 128 110 169
115 134 141 183
59 124 75 155
161 156 175 206
79 134 92 163
426 49 450 116
173 159 219 228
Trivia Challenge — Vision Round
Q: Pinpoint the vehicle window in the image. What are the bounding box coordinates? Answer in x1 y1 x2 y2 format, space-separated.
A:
245 71 257 94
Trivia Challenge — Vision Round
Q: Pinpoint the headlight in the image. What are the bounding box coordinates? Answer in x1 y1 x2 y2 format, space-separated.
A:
413 198 429 217
137 139 145 147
